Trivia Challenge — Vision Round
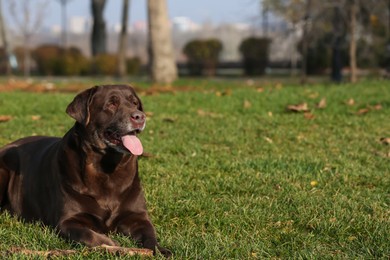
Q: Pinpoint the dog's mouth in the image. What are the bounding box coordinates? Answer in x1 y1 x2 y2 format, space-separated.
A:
103 129 143 155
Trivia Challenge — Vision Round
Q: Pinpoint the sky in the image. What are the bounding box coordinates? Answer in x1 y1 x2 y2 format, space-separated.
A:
17 0 260 29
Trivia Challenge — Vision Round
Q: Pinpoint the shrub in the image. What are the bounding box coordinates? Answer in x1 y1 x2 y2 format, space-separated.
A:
91 54 118 76
33 45 61 75
183 39 223 76
126 57 142 75
239 37 271 76
33 45 88 76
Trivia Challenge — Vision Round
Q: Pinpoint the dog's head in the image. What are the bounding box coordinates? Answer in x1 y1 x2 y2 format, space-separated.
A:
66 85 145 155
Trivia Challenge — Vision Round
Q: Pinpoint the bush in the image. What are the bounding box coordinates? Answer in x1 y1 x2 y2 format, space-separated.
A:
183 39 223 76
91 54 118 76
33 45 61 75
239 37 271 76
126 57 142 75
33 45 88 76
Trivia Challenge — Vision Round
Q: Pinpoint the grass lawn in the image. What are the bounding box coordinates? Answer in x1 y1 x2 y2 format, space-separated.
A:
0 78 389 259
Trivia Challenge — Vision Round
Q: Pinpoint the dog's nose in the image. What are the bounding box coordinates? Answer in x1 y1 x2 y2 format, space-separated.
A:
130 111 145 125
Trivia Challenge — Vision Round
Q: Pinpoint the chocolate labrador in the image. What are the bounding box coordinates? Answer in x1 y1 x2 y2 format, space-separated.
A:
0 85 171 256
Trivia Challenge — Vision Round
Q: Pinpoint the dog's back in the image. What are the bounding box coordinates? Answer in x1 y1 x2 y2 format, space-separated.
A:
0 136 63 225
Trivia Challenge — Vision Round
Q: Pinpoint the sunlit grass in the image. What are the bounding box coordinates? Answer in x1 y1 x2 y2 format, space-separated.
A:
0 79 389 259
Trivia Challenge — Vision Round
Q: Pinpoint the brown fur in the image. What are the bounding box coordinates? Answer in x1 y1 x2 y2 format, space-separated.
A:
0 85 170 257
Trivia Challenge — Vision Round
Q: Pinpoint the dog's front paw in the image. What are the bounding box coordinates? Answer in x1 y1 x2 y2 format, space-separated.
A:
157 246 172 258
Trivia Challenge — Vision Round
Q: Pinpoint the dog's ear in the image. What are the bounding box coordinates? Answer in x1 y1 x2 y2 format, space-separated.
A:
66 86 98 125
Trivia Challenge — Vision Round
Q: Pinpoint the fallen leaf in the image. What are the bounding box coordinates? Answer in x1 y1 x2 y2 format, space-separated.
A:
356 108 370 115
308 92 319 99
215 91 222 97
274 83 283 89
371 104 382 110
310 181 318 187
222 89 232 96
287 103 309 112
197 109 222 118
246 79 254 86
257 87 264 93
243 100 252 109
162 117 175 123
316 98 327 109
346 98 355 106
304 112 315 120
145 111 154 117
274 184 282 190
7 245 153 257
268 111 273 117
31 115 41 121
380 137 390 145
263 137 273 143
0 115 12 122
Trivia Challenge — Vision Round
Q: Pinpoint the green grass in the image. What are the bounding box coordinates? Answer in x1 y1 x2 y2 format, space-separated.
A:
0 79 389 259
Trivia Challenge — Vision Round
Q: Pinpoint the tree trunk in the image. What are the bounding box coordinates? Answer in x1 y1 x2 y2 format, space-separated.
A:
388 0 390 39
91 0 106 56
300 0 312 84
117 0 130 78
349 0 357 83
0 0 11 74
60 0 67 49
147 0 177 84
331 6 343 83
23 37 31 77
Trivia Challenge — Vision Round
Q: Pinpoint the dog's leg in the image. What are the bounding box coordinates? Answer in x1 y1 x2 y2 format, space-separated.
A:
0 168 10 208
117 212 172 257
59 219 118 247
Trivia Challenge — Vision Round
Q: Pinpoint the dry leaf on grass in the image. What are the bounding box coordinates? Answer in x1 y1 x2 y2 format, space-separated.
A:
197 109 223 118
0 115 12 122
257 87 264 93
162 117 175 123
370 104 382 110
243 100 252 109
5 246 153 257
215 89 232 97
286 103 310 112
346 98 355 106
145 111 154 117
308 92 319 99
31 115 41 121
380 137 390 145
304 112 315 120
356 108 370 115
316 98 327 109
356 104 382 115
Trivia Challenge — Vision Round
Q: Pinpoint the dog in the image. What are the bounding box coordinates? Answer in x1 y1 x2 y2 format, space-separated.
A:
0 85 171 257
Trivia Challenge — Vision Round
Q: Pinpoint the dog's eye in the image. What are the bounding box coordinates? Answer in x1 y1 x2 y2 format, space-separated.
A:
106 96 120 111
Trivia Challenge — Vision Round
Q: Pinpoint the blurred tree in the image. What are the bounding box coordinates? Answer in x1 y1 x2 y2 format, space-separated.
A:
239 37 271 76
264 0 307 77
56 0 72 49
8 0 49 76
300 0 312 84
91 0 107 56
265 0 389 82
0 0 11 74
348 0 357 83
147 0 177 84
117 0 130 78
183 39 223 76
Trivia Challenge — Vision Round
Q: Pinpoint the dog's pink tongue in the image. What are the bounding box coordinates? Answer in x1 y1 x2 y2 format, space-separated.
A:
121 135 143 155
